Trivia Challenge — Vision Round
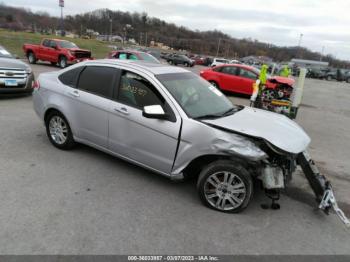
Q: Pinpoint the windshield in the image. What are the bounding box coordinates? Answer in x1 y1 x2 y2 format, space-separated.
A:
139 53 160 63
0 47 14 58
156 72 235 119
59 41 78 49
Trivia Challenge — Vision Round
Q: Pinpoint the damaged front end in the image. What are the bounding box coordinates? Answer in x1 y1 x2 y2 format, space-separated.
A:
259 141 350 227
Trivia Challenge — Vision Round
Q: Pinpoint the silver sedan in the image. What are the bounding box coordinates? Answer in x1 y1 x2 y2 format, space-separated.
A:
33 59 310 213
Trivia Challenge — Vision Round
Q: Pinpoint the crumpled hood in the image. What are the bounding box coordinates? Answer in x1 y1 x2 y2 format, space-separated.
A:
202 106 310 154
67 48 90 53
268 76 295 86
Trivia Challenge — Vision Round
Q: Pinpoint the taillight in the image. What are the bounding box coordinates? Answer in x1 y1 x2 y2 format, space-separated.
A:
32 80 40 90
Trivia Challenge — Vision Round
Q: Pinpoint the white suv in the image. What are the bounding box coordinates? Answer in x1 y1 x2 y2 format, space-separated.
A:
211 58 230 67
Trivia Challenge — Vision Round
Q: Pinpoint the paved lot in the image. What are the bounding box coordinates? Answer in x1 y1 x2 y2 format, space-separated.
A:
0 61 350 254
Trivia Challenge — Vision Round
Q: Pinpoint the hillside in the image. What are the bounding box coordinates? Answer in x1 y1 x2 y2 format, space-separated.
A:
0 3 349 67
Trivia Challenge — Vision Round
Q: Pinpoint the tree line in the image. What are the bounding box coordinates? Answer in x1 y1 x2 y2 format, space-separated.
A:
0 3 349 68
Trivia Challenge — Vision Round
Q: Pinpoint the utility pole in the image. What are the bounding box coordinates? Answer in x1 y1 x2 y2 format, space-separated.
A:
59 0 65 36
297 33 303 58
216 38 221 57
320 46 325 61
109 18 113 42
145 32 148 47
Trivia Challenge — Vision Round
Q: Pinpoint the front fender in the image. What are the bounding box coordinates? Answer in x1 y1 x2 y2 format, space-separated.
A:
171 119 267 175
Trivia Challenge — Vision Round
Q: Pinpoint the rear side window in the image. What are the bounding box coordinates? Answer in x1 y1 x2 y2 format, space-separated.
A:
77 66 116 98
213 67 223 72
221 66 238 75
58 67 84 87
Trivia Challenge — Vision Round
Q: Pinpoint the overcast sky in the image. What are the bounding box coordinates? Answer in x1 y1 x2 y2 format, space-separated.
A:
7 0 350 60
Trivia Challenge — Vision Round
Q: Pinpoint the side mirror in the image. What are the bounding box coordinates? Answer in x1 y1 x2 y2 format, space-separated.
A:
142 105 168 120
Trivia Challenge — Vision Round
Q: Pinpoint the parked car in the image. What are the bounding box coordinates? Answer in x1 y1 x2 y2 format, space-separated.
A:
230 59 241 64
107 49 160 63
306 68 329 79
166 54 194 67
33 59 310 213
0 45 34 95
211 58 230 67
23 38 92 68
325 68 350 82
200 64 294 95
191 55 205 65
202 57 213 66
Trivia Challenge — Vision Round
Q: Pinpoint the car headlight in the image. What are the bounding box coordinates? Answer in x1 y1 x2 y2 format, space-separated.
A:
25 67 32 74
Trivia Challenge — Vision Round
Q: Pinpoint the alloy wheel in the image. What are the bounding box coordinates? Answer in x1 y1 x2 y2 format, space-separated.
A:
49 116 68 145
204 171 247 211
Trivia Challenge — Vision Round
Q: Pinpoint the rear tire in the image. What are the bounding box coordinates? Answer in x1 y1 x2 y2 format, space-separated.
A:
45 111 76 150
27 52 37 64
326 75 332 81
168 60 173 65
197 160 253 213
184 62 189 67
209 81 219 89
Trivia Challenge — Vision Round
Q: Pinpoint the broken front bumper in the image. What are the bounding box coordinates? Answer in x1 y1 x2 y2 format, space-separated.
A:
297 151 350 227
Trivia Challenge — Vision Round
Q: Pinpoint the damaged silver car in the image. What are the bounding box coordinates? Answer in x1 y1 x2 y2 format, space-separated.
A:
32 60 349 224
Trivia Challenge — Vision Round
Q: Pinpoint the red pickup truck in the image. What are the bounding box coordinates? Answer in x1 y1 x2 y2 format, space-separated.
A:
23 39 92 68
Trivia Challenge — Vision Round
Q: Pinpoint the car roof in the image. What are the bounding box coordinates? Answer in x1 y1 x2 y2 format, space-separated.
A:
216 63 256 71
85 59 189 75
111 49 142 54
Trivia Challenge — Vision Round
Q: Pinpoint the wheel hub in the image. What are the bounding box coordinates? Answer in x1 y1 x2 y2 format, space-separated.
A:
205 172 247 211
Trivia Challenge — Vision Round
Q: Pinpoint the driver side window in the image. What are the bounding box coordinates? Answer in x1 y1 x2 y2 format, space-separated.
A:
238 68 257 80
117 70 165 109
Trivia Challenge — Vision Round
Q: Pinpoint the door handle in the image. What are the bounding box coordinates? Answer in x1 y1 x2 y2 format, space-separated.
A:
68 90 80 98
114 107 129 115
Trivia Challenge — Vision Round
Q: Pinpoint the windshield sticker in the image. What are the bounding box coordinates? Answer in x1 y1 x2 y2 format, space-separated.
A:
208 85 222 96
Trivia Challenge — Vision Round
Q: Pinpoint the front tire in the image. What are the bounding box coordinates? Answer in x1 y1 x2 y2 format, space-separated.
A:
184 62 189 67
58 56 68 68
197 160 253 213
45 111 76 150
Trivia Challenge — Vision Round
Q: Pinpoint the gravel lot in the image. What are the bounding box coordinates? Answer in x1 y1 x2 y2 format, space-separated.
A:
0 61 349 254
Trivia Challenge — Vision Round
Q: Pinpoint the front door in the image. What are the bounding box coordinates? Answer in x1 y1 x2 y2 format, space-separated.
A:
108 69 181 174
235 67 258 95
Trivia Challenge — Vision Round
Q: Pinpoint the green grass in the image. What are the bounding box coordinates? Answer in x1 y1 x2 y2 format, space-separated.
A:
0 29 119 59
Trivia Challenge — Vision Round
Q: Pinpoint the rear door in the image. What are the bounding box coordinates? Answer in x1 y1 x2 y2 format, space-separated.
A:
108 69 181 174
217 66 240 92
63 65 118 148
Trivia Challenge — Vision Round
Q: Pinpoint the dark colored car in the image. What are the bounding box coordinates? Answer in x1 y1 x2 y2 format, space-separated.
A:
325 69 350 82
23 39 92 68
107 50 160 63
307 68 329 79
0 45 34 95
166 54 194 67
